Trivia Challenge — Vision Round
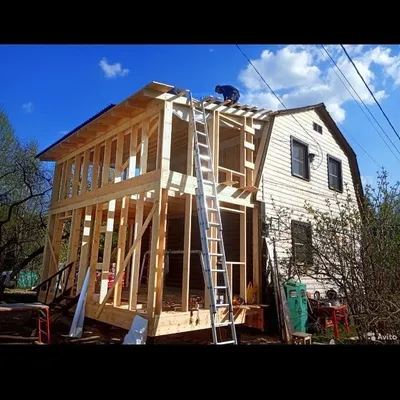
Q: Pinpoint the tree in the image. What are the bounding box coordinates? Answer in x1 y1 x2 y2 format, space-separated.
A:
271 169 400 342
0 107 52 299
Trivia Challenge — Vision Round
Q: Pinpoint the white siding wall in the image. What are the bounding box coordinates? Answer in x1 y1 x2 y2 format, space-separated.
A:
256 110 358 296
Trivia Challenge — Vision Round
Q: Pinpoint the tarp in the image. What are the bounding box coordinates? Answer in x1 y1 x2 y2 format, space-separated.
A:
68 267 90 338
122 315 148 345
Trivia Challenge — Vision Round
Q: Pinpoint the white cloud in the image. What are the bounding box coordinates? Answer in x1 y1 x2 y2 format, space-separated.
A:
99 57 129 78
209 48 215 53
22 102 34 113
238 45 399 123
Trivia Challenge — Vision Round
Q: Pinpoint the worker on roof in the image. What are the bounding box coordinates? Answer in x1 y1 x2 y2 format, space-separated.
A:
215 85 240 103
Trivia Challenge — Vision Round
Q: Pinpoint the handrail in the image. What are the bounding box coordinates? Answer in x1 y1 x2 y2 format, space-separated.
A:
34 261 75 305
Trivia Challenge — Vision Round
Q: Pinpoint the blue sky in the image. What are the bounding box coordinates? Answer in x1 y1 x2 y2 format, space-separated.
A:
1 44 400 186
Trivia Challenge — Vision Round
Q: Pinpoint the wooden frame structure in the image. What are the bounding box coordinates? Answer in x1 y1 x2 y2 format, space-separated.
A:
37 81 272 337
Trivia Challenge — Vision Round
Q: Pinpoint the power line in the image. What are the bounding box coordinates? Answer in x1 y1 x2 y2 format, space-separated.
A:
340 44 400 142
317 45 400 164
338 123 382 169
235 44 324 167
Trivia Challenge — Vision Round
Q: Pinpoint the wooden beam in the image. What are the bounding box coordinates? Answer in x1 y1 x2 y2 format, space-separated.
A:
81 148 91 195
51 164 63 204
252 204 260 303
240 207 247 302
101 137 112 187
67 208 83 264
77 206 92 293
155 189 168 315
50 169 160 215
95 201 158 318
129 122 148 310
88 204 103 298
113 131 126 307
182 115 194 312
40 214 56 282
72 154 83 197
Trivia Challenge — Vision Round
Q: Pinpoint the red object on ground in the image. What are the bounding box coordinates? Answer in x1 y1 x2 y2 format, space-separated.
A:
0 302 51 344
314 305 350 340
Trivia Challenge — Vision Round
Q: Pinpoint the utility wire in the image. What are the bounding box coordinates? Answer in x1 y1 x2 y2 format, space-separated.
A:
317 45 399 164
235 44 324 167
340 44 400 142
320 45 400 159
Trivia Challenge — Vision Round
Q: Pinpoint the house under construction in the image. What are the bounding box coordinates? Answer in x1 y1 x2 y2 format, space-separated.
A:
36 80 362 339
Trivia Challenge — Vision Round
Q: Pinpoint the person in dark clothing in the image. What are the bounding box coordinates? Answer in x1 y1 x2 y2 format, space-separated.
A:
215 85 240 103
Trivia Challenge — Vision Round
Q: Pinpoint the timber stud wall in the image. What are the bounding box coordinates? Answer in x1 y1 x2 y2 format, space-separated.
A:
39 84 270 336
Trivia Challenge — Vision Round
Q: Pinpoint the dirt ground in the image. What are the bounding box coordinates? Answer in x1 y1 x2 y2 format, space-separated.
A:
0 289 281 345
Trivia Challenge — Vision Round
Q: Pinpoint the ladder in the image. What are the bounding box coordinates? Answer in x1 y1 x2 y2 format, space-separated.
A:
188 92 238 345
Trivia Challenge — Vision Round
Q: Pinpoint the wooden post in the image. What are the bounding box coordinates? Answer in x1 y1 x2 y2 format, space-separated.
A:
81 148 91 194
88 204 103 299
147 101 172 328
51 163 63 204
252 204 260 303
50 213 64 276
77 206 92 293
205 110 219 309
67 208 83 264
182 114 194 312
240 117 247 301
129 123 148 310
40 214 56 282
72 154 83 197
113 131 126 306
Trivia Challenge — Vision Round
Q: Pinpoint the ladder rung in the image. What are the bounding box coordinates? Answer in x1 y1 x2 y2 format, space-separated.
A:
202 180 214 185
216 303 229 307
197 131 207 136
199 154 211 160
198 143 209 148
209 252 223 257
207 237 221 241
214 286 227 289
201 167 212 172
216 340 236 345
208 222 220 227
215 322 233 328
211 269 225 272
207 207 218 212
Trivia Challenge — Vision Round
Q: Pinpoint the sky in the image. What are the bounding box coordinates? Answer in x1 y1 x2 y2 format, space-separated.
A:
1 44 400 186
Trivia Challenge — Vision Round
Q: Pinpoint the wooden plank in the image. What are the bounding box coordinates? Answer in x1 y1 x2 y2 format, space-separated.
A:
72 154 83 197
155 190 168 315
40 214 56 282
81 148 91 194
128 125 138 179
50 169 160 215
129 122 148 310
59 161 68 200
88 204 103 298
67 208 83 264
240 207 247 302
252 204 260 303
244 161 255 170
244 125 255 135
219 113 244 128
95 201 158 318
91 144 101 191
182 116 194 312
51 164 63 203
50 213 64 276
64 158 74 198
244 141 255 151
77 206 92 293
101 137 112 187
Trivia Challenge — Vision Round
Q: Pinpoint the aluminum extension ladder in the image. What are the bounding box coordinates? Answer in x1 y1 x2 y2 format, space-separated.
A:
188 92 238 345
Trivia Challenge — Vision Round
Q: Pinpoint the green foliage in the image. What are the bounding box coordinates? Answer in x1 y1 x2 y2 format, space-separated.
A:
272 169 400 342
0 107 52 279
